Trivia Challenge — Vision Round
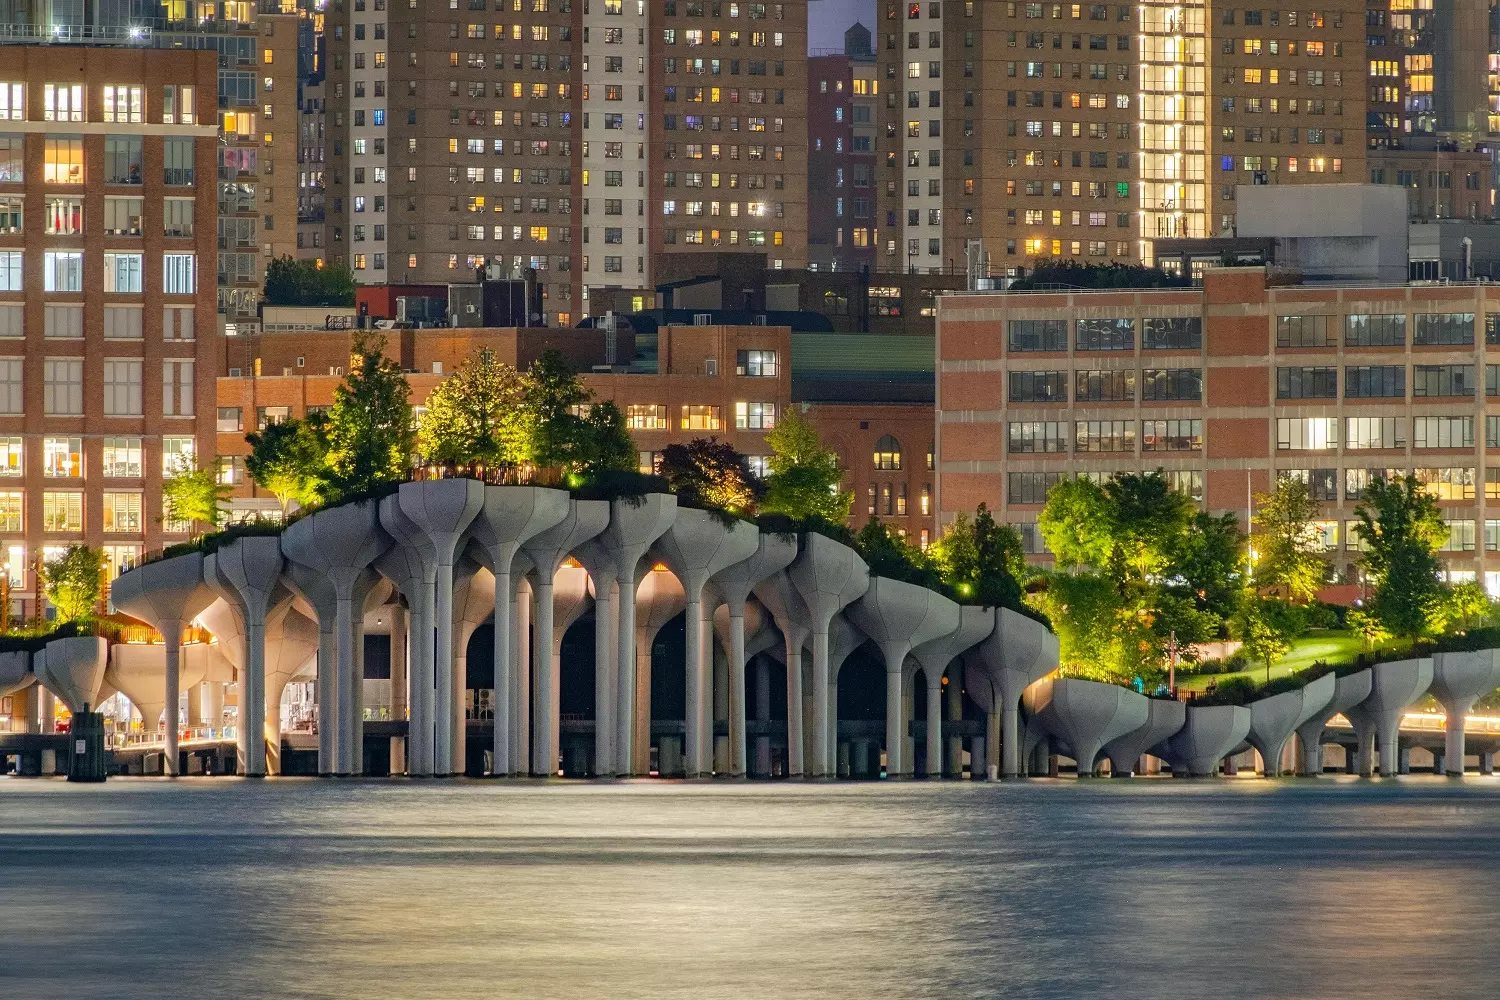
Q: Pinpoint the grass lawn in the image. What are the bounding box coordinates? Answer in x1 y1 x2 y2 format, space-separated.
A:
1179 629 1366 692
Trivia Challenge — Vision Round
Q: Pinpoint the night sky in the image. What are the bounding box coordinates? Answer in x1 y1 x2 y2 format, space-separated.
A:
809 0 875 53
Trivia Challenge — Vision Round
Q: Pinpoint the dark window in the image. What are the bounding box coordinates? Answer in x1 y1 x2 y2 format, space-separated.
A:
1344 365 1405 399
1075 317 1135 351
1413 313 1474 346
1142 316 1202 349
1412 364 1475 397
1141 368 1202 401
1276 315 1331 347
1277 366 1337 399
1007 318 1068 352
1008 370 1069 402
1344 313 1405 347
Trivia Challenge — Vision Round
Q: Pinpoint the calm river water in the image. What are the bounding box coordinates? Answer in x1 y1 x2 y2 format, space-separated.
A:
1 776 1495 999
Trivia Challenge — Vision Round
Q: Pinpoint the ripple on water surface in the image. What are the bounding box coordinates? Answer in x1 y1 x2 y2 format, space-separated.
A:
1 776 1497 1000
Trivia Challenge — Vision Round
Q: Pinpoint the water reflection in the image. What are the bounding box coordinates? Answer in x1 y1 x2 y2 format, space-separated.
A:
2 777 1498 1000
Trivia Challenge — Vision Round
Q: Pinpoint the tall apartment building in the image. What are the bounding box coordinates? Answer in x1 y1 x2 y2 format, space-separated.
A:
0 47 221 616
806 28 877 270
0 1 307 320
322 0 808 326
936 268 1500 591
1365 0 1490 144
868 1 1364 274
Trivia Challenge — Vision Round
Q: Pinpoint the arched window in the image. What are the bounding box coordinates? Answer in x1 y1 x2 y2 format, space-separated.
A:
873 434 902 471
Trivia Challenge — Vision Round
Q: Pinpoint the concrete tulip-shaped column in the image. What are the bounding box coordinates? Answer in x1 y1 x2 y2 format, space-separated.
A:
450 557 494 774
375 537 433 775
789 534 870 778
1246 671 1335 777
1293 668 1372 776
463 485 574 776
708 531 798 778
822 613 870 775
597 494 677 776
1102 698 1186 777
962 658 1000 778
711 597 769 777
753 571 813 776
846 577 960 779
632 567 687 774
281 499 390 775
652 508 760 777
109 552 214 776
1023 677 1150 777
975 608 1061 779
1162 704 1252 777
573 537 623 776
547 564 593 774
262 602 321 775
1359 658 1434 777
517 501 609 777
204 537 286 777
381 480 484 776
0 649 32 701
35 636 107 716
1429 650 1500 776
910 606 995 779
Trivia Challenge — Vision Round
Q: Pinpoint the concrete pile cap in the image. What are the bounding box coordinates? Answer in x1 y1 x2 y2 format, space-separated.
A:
552 565 594 634
518 498 611 578
1248 671 1336 757
110 550 214 632
1360 657 1435 717
602 493 679 569
281 498 391 580
752 570 813 646
0 649 32 699
652 507 761 592
1102 697 1186 773
709 530 799 608
462 485 573 565
976 607 1060 697
1429 649 1500 707
910 605 996 676
1023 676 1150 773
1162 704 1252 776
846 576 961 665
788 531 870 622
635 567 686 640
35 635 108 715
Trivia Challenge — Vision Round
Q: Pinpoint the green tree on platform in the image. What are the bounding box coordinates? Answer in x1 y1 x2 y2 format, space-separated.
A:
319 333 413 502
1352 474 1448 640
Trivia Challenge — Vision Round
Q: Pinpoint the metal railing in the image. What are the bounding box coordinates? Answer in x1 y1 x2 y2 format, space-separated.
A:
0 22 153 44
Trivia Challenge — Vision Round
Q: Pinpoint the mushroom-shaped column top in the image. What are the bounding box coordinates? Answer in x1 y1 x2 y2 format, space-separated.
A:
753 570 813 648
1247 671 1336 757
910 605 996 682
452 556 496 632
553 565 593 634
1023 676 1151 772
196 597 247 671
1325 668 1374 719
105 644 216 722
111 551 215 634
183 641 233 684
713 599 767 654
518 498 610 579
1101 696 1187 773
599 494 679 577
652 507 761 596
35 636 108 714
846 576 961 667
962 657 995 712
1162 704 1252 776
742 611 781 661
635 567 687 642
825 612 868 676
281 498 390 585
710 531 799 610
464 485 572 565
788 532 870 626
1429 649 1500 709
1361 657 1435 718
265 603 321 689
206 536 286 619
976 607 1060 696
0 649 32 699
396 479 485 554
